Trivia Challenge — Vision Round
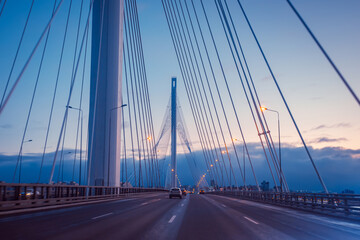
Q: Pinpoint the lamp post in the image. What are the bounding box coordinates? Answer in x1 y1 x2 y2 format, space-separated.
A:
140 136 152 188
232 138 246 189
67 106 83 185
108 104 127 186
220 150 231 189
261 106 282 192
58 151 72 183
18 139 32 183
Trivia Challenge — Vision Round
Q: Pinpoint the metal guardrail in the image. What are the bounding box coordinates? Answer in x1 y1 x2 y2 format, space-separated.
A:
0 183 167 211
209 190 360 216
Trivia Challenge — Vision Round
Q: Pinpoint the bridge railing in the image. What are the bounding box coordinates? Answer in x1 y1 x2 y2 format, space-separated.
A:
209 190 360 216
0 183 166 211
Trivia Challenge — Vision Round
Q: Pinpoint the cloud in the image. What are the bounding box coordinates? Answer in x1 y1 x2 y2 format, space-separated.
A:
311 123 351 131
310 137 347 143
1 144 359 193
0 123 12 129
260 73 281 82
308 97 322 101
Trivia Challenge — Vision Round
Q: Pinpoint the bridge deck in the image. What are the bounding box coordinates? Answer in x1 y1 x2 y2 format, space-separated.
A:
1 193 360 240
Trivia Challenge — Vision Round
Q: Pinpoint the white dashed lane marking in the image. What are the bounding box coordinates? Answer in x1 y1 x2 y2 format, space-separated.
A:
168 215 176 223
244 216 259 225
140 198 161 206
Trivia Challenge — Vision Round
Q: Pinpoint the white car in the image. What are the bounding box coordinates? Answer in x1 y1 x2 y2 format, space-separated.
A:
169 188 182 199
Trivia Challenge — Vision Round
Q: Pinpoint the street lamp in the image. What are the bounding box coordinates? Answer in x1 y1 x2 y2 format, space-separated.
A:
60 151 72 183
18 139 33 183
108 104 127 186
232 138 245 187
67 105 83 185
261 106 282 192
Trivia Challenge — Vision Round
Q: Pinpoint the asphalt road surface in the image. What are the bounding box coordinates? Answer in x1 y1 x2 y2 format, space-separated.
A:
1 193 360 240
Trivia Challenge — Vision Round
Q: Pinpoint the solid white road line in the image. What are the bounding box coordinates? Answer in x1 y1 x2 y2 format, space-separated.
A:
168 215 176 223
92 212 114 220
244 216 259 225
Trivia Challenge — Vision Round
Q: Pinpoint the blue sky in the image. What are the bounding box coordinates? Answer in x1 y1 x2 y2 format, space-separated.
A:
0 0 359 191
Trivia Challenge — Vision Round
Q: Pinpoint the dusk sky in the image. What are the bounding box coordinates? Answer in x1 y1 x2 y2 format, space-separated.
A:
0 0 359 192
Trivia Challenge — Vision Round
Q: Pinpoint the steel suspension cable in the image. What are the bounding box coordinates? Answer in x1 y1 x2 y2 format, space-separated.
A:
0 0 64 116
167 0 222 187
124 3 144 187
128 0 151 187
77 32 88 184
177 100 203 185
126 0 145 186
38 0 70 183
129 1 154 187
12 0 56 183
221 0 289 191
188 0 241 189
183 0 235 188
57 119 68 182
200 0 250 189
123 42 137 188
220 0 285 191
0 0 6 17
164 1 212 183
173 1 223 188
190 0 240 189
162 0 217 186
1 0 34 108
216 0 277 190
122 102 128 185
168 0 221 187
128 0 153 187
178 0 227 187
71 0 85 183
132 0 160 187
286 0 359 106
57 0 75 183
176 0 229 187
50 0 93 185
236 0 328 193
172 0 224 188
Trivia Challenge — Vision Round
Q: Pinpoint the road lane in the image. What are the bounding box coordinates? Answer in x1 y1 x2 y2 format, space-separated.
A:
0 193 171 239
52 194 187 240
1 192 360 239
177 194 256 240
205 194 360 240
143 193 190 240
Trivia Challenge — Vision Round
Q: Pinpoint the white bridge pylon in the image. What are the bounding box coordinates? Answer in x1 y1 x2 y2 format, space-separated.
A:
155 77 208 189
88 0 124 187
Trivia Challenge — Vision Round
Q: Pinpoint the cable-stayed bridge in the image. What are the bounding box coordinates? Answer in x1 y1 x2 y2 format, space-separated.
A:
0 0 359 239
